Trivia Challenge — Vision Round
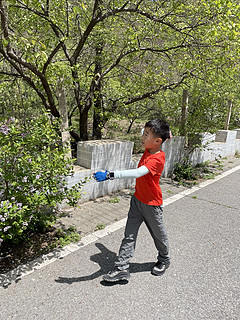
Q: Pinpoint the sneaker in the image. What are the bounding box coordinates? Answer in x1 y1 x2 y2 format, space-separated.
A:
102 268 130 282
151 261 170 276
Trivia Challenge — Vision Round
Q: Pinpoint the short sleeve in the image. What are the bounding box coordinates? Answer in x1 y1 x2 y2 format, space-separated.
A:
144 153 165 176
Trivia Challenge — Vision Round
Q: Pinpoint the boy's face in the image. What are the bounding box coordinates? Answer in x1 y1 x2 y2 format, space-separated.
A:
141 127 162 150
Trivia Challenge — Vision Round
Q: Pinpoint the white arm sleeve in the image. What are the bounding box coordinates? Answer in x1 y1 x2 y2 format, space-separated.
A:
113 165 149 179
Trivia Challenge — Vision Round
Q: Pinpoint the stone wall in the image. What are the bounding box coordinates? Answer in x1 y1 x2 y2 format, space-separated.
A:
64 129 240 204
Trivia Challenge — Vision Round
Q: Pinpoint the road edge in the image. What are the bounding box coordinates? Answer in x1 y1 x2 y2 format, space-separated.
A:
1 164 240 288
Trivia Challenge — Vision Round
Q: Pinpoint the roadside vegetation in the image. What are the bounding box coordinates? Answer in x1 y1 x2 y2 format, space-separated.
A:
172 159 225 186
0 0 240 273
0 114 84 273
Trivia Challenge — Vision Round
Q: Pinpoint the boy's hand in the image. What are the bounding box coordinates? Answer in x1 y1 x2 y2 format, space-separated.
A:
94 170 109 182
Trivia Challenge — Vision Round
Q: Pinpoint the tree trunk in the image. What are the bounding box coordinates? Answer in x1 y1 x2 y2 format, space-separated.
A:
92 43 104 139
92 85 104 139
58 79 71 158
93 109 103 139
224 100 232 130
180 89 189 136
80 108 89 140
127 120 135 134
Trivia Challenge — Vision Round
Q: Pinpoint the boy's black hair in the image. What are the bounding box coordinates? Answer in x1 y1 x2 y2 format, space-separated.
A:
145 119 170 143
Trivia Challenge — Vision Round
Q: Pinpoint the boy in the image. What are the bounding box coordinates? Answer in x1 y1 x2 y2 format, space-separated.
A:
94 119 171 282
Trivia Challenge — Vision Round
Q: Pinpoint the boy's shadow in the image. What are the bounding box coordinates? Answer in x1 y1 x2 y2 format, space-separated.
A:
55 242 154 286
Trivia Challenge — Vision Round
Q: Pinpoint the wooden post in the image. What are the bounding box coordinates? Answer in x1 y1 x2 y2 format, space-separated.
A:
180 89 188 136
224 100 232 130
58 78 72 159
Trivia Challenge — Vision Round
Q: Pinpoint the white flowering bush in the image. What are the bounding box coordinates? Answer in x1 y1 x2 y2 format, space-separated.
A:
0 115 84 245
0 200 28 244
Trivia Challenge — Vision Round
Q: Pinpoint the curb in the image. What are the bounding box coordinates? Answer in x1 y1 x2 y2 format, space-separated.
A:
1 165 240 288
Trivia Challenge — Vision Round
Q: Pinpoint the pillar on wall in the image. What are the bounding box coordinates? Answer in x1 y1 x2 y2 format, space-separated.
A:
235 129 240 139
77 139 135 171
215 130 237 143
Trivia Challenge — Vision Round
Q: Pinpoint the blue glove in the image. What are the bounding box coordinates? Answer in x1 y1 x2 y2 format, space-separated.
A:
94 170 109 182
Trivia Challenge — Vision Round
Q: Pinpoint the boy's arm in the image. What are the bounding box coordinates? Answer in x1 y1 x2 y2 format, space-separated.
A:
94 166 149 182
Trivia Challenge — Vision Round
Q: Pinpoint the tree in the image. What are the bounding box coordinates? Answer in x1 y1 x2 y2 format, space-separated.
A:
0 0 239 141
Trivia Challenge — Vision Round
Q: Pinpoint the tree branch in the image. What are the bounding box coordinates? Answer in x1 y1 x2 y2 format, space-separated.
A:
42 42 63 74
0 0 60 117
0 70 21 77
100 42 191 81
108 69 196 112
14 0 65 37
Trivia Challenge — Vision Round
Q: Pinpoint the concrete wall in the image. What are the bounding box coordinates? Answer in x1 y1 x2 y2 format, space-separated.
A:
65 129 240 204
65 140 136 203
189 130 240 167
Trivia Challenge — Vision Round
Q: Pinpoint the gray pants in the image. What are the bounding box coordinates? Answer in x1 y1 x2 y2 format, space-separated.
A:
115 195 170 270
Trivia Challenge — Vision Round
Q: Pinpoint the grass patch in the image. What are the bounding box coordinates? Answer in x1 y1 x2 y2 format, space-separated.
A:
109 196 120 203
94 223 106 231
54 226 81 248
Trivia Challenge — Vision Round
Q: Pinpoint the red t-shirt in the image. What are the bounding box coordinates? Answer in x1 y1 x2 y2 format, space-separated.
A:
134 149 165 206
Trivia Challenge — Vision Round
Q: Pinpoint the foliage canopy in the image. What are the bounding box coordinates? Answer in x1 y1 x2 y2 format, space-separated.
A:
0 0 239 139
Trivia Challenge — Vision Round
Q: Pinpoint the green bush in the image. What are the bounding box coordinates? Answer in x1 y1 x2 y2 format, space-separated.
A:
173 162 196 182
0 115 84 245
173 160 221 183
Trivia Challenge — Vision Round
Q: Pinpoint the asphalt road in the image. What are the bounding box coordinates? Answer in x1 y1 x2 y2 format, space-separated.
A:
0 168 239 320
